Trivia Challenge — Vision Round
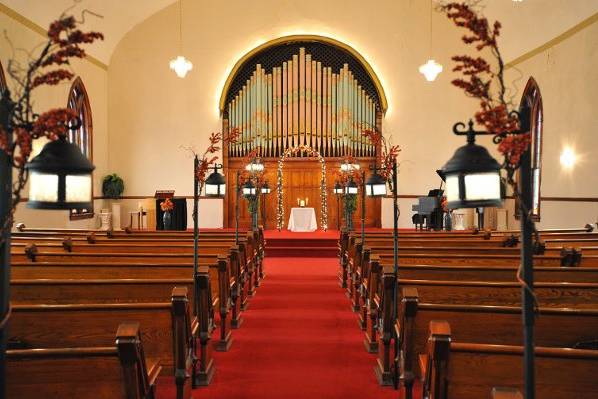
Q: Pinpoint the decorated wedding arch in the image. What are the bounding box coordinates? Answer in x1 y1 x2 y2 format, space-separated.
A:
276 145 328 231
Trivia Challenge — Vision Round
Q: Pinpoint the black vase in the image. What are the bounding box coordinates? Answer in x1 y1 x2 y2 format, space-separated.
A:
163 211 172 230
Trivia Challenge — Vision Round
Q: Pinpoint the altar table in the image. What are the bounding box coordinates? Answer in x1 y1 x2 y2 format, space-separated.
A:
288 207 317 232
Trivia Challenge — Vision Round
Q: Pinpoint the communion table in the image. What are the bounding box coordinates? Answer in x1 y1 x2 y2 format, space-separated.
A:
288 207 317 232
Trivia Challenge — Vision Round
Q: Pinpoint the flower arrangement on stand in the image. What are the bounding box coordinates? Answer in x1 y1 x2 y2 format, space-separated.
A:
439 2 530 180
361 127 401 182
238 147 265 229
160 197 174 230
0 11 103 239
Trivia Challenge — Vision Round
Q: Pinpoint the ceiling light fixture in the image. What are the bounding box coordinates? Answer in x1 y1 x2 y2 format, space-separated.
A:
559 147 576 169
419 0 443 82
170 0 192 78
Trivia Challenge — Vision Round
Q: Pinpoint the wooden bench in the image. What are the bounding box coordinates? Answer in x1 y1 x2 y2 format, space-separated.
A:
396 287 598 396
6 322 161 399
8 288 193 398
420 320 598 399
373 266 598 385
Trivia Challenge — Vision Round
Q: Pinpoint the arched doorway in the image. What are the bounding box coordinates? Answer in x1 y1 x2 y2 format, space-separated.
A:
276 145 327 230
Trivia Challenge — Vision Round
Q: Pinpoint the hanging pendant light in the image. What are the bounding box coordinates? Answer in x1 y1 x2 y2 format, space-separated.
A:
419 0 442 82
170 0 192 78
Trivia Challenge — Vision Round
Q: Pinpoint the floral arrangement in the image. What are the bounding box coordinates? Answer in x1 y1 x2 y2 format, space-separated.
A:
439 2 530 170
160 197 174 212
101 173 124 199
193 128 241 190
361 127 401 181
0 10 103 239
440 196 448 213
441 2 538 304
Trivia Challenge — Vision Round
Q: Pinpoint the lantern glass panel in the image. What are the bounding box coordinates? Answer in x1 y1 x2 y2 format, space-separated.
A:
464 172 501 201
29 172 58 203
65 174 92 203
445 174 460 203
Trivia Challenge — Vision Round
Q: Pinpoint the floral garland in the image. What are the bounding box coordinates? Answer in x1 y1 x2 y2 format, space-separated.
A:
276 145 328 231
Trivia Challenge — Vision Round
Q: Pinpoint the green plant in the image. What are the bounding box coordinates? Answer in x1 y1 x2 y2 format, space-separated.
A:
102 173 124 199
343 194 357 216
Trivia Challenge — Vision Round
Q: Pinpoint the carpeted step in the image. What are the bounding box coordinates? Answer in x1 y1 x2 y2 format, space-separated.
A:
266 246 338 257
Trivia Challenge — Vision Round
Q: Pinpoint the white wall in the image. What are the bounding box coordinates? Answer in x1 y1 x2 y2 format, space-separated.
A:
107 0 480 229
504 19 598 229
4 1 596 230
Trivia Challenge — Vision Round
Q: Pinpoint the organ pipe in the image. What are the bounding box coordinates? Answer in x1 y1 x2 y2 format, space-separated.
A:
227 48 378 158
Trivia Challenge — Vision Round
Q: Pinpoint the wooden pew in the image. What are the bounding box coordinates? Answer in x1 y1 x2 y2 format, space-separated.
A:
12 234 260 304
360 257 598 353
6 322 161 399
8 288 194 398
373 265 598 385
11 260 233 352
420 320 598 399
396 287 598 396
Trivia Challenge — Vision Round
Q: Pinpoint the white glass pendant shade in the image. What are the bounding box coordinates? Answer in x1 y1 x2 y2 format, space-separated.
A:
340 163 360 172
170 55 193 78
419 59 443 82
245 161 264 173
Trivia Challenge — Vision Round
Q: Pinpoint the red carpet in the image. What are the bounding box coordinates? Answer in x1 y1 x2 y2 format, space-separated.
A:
265 230 339 257
158 256 408 399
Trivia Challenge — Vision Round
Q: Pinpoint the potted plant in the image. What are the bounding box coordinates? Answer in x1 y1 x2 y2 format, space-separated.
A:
102 174 125 230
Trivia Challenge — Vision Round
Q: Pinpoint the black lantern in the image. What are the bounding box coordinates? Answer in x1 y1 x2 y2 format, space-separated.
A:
261 181 271 194
441 121 502 210
25 135 94 210
205 164 226 197
344 178 358 195
242 180 257 196
333 181 343 195
365 170 387 197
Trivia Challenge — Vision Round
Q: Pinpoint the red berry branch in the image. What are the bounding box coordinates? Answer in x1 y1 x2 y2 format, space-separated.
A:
439 2 530 170
361 127 401 181
194 128 241 191
0 10 103 240
441 2 538 304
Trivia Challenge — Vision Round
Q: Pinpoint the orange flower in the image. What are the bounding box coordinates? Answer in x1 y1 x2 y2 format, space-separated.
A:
160 198 174 212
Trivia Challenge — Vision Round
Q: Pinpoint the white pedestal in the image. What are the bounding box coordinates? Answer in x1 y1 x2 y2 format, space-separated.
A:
111 202 122 230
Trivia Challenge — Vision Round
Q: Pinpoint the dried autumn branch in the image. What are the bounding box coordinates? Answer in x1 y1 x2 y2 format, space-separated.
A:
0 10 103 241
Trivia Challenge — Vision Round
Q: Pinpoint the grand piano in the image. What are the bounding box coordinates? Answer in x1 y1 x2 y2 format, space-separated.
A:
412 189 444 231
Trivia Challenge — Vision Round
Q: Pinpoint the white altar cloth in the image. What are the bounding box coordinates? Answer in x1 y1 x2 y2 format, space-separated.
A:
288 207 317 232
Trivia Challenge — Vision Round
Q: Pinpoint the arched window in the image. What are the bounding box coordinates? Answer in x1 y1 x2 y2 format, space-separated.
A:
67 77 94 219
518 77 543 221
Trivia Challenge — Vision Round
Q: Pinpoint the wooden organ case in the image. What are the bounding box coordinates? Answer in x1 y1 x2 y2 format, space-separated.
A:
220 36 388 229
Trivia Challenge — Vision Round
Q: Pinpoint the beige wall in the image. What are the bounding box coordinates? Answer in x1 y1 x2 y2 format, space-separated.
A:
504 18 598 229
108 0 480 229
0 11 109 229
4 1 596 230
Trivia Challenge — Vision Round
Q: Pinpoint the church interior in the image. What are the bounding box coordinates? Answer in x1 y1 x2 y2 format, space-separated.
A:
0 0 597 398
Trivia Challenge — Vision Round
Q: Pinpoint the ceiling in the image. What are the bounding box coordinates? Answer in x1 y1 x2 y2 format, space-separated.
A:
2 0 597 66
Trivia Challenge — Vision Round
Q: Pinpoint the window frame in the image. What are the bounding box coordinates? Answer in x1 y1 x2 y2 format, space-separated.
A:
516 77 543 222
66 77 94 220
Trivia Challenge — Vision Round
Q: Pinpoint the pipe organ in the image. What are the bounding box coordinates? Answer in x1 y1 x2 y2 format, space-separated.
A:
226 47 380 158
221 38 385 228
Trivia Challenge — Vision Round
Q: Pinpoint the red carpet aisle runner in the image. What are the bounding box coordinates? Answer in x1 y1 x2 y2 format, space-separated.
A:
158 257 411 399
